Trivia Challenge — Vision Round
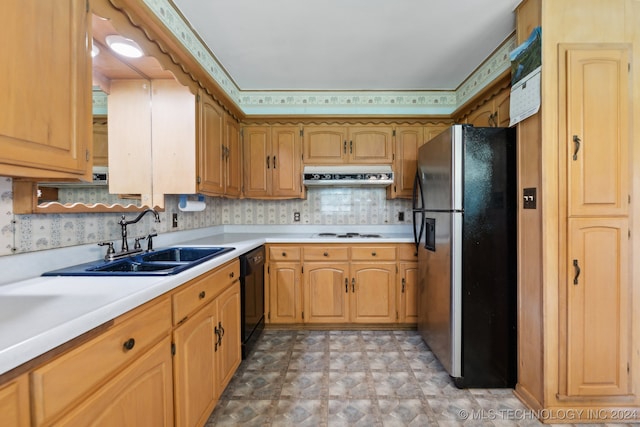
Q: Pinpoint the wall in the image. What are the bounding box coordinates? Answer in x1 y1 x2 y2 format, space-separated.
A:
0 177 411 256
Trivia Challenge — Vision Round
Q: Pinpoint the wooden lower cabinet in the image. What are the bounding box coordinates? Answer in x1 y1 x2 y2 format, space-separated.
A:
304 262 350 323
267 244 414 325
350 263 396 323
173 267 241 427
31 299 172 426
215 283 242 393
55 337 174 427
398 261 418 323
173 300 218 427
565 217 630 397
0 374 29 427
269 261 303 323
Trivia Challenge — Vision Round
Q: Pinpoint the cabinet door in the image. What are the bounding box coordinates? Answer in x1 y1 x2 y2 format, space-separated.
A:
243 126 270 197
494 88 511 127
0 375 29 427
304 262 349 323
269 262 302 324
398 262 418 324
107 80 153 201
224 115 242 197
173 302 217 427
350 263 396 323
466 104 494 127
348 126 393 163
271 126 302 197
216 283 241 395
393 126 423 198
198 91 225 195
566 47 629 217
58 337 174 427
303 126 347 164
0 0 91 179
567 217 629 396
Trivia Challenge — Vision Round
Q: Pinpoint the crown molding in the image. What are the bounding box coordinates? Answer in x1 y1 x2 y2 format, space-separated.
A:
139 0 515 116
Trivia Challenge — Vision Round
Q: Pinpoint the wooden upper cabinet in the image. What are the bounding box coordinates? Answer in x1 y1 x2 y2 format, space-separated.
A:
224 115 242 197
0 0 91 179
198 91 225 196
303 126 347 164
243 125 302 198
392 126 423 198
348 126 393 163
303 125 392 164
566 47 629 217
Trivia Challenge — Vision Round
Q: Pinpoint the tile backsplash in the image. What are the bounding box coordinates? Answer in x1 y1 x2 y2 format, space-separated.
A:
0 177 411 256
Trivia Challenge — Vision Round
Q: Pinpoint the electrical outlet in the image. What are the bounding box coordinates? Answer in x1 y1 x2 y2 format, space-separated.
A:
172 213 178 228
398 211 405 221
293 212 301 222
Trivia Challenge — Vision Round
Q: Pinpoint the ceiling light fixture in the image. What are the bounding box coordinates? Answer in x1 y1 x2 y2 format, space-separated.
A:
105 35 143 58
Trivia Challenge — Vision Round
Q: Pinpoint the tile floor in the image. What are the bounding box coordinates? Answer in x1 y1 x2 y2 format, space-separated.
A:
206 330 636 427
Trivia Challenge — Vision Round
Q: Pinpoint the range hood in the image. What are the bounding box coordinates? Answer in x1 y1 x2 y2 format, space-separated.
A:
303 165 394 187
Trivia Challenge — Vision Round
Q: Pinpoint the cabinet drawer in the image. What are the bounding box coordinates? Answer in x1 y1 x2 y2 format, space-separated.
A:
269 246 301 261
31 298 171 426
351 246 396 261
173 259 240 324
303 246 349 261
397 244 418 261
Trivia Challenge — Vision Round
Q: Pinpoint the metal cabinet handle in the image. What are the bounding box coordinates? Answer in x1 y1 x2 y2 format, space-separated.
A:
273 156 277 169
343 140 347 154
219 321 225 338
572 135 581 161
351 278 355 292
214 326 220 351
349 140 353 154
573 259 581 285
123 338 136 351
266 155 270 169
345 278 348 293
198 291 206 299
401 277 406 293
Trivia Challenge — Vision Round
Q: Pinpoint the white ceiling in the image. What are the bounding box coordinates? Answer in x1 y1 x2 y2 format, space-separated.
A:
171 0 520 92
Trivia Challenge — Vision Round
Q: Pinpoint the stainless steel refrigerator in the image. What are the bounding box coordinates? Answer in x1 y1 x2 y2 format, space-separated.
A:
412 124 517 388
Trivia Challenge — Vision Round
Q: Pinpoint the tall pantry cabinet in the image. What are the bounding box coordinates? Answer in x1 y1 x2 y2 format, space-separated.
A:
515 0 639 421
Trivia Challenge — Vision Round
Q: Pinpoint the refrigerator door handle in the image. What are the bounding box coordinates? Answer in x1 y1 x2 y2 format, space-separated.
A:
412 170 423 210
413 209 425 250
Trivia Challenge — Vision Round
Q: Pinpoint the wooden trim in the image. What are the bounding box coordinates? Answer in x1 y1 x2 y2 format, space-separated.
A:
12 181 163 214
241 116 455 126
452 70 511 122
99 0 244 120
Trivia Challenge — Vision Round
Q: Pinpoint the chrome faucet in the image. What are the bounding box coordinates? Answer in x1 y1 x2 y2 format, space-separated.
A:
118 209 161 253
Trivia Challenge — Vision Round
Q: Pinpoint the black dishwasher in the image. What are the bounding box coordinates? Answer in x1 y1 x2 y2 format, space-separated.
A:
239 246 265 359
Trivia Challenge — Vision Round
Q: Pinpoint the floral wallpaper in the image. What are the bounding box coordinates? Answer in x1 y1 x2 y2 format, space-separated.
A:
0 179 412 256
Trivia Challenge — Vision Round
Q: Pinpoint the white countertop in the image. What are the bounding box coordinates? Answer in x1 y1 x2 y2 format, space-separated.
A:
0 226 412 375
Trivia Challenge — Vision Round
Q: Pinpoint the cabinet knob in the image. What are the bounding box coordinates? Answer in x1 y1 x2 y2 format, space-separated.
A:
199 291 206 299
123 338 136 351
323 252 329 257
371 252 377 256
229 272 235 278
282 252 287 257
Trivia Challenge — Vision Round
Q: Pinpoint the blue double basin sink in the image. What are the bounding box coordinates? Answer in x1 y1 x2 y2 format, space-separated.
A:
42 246 235 276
